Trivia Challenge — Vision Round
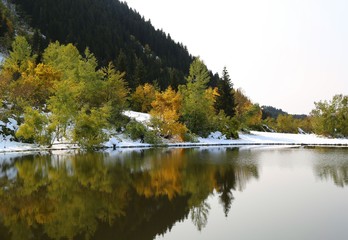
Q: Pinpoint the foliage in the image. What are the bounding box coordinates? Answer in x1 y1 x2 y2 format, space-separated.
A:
101 62 129 123
0 1 15 50
143 129 162 145
275 114 297 133
12 62 59 108
1 39 129 148
234 89 262 129
215 67 235 117
12 0 194 90
179 58 216 137
310 94 348 137
47 78 81 140
131 83 157 112
182 132 199 143
125 120 161 144
125 120 147 141
16 107 51 145
2 36 35 79
150 86 187 141
73 105 111 150
212 111 239 139
297 116 313 133
0 37 35 112
262 115 313 134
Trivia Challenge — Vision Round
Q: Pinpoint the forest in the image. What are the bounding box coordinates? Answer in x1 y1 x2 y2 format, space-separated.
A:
0 0 347 150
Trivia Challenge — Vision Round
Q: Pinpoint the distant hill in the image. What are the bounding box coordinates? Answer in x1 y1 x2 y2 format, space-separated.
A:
261 106 307 120
261 106 288 119
8 0 217 90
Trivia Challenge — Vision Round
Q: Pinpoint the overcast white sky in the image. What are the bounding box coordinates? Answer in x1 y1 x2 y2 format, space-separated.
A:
123 0 348 114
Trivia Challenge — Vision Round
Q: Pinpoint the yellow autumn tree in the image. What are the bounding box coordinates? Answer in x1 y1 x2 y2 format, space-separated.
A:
150 86 187 141
131 83 157 112
12 62 60 108
234 88 262 129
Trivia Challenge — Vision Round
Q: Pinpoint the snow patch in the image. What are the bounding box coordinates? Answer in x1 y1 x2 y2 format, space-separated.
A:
207 131 227 140
123 110 151 124
6 118 18 131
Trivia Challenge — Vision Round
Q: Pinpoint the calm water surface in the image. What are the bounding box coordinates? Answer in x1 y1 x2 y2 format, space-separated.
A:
0 147 347 240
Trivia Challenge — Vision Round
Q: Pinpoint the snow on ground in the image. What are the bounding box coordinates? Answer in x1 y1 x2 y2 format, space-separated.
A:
1 111 348 154
124 110 151 124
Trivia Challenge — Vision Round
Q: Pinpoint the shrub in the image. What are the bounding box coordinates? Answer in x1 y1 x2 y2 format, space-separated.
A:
144 130 162 145
125 120 147 141
213 111 240 139
125 120 162 144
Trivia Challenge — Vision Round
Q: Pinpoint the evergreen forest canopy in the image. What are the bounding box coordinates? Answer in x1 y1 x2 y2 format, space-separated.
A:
10 0 204 90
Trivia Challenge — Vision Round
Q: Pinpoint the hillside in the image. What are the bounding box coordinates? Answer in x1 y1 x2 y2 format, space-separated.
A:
9 0 201 90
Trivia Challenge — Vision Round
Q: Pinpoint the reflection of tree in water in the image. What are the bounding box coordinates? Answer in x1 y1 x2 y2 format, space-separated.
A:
312 148 348 188
0 148 259 239
315 162 348 187
190 201 211 231
215 169 235 217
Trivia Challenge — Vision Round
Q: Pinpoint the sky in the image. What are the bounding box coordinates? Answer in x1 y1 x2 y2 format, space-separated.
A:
123 0 348 114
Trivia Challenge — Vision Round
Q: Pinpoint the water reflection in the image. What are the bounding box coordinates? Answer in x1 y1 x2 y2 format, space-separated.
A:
1 147 346 240
0 148 258 240
312 148 348 187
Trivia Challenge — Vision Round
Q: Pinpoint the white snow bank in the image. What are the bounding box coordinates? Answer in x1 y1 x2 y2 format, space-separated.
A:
123 110 151 124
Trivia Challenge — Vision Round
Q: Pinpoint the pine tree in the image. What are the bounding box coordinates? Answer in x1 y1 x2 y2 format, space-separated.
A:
215 67 235 117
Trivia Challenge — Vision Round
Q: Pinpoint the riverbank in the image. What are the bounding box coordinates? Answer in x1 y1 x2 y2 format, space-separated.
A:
1 131 348 154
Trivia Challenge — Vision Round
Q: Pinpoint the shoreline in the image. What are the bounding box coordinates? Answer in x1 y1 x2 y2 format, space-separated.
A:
1 131 348 154
1 141 348 155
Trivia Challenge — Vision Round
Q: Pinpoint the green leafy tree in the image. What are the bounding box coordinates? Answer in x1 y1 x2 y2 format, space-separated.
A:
73 104 111 150
0 36 38 113
101 62 129 124
212 110 239 139
179 58 216 136
78 48 104 107
16 107 51 145
2 36 35 79
276 114 297 133
234 89 262 129
311 94 348 137
47 78 81 141
43 42 115 147
43 41 80 80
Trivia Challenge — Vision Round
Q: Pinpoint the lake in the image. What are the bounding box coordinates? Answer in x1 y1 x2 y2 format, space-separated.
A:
0 147 347 240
